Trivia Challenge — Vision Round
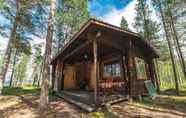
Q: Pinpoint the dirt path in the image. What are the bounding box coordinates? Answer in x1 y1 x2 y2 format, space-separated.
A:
111 95 186 118
111 102 186 118
0 95 86 118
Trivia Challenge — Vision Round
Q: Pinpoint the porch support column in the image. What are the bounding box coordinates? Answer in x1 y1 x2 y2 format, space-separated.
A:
145 63 151 80
91 31 101 107
93 35 98 106
121 55 127 82
126 39 136 99
148 59 160 92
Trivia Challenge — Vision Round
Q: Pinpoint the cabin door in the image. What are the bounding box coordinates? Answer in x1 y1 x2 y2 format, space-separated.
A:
76 62 91 90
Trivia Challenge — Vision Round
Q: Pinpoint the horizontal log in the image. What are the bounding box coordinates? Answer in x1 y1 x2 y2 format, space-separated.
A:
64 39 93 60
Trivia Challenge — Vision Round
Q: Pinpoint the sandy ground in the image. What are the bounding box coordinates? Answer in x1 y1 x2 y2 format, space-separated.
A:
111 102 186 118
111 95 186 118
0 95 86 118
0 94 186 118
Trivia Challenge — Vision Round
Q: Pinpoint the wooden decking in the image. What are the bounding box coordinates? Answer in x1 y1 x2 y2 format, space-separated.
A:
57 90 129 112
57 90 95 112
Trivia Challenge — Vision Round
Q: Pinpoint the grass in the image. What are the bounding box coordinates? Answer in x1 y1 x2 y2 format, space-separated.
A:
138 81 186 110
2 86 40 96
134 81 186 113
160 81 186 96
2 85 59 102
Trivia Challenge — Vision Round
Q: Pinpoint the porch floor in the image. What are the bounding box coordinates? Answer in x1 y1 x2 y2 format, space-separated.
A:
62 90 94 105
57 90 129 112
57 90 95 112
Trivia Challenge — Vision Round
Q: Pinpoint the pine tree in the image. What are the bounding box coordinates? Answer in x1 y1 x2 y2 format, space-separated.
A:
9 33 31 87
40 0 56 111
0 0 46 94
133 0 163 92
166 1 186 79
14 54 30 86
120 16 129 30
152 0 180 95
54 0 90 54
31 45 42 86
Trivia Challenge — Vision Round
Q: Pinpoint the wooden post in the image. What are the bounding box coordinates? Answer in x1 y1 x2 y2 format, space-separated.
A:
126 40 136 99
148 60 155 86
148 60 160 93
121 55 127 82
93 35 99 106
145 63 151 80
121 55 128 96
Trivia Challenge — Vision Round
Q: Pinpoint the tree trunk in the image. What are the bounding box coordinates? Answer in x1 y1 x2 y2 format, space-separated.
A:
0 10 19 94
39 0 56 111
31 65 37 86
157 0 179 95
9 49 18 87
37 61 43 86
168 6 186 79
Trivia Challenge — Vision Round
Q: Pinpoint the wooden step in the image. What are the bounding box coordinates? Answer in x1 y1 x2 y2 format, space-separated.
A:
61 91 94 106
56 93 95 112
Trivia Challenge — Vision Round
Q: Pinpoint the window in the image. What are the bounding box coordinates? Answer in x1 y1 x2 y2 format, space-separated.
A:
135 58 147 79
103 63 121 77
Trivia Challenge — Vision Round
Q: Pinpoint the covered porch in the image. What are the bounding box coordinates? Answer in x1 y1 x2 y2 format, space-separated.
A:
51 19 159 111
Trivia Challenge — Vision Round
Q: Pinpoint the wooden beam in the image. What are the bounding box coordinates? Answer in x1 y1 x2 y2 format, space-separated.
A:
121 55 127 82
93 34 99 106
64 39 93 60
126 40 136 98
145 63 151 80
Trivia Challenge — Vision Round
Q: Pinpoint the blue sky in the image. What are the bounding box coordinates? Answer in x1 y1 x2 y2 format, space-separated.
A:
88 0 132 17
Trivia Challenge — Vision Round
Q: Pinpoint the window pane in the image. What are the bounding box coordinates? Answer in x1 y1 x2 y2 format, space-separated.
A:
103 62 121 78
135 58 147 79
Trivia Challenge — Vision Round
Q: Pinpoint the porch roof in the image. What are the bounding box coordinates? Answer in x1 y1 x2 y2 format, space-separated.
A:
51 19 159 64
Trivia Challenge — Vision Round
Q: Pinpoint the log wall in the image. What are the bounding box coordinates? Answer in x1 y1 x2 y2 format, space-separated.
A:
63 62 95 90
63 65 77 90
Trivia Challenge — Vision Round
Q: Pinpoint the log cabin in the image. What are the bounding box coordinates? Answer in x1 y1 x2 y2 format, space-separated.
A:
51 19 159 111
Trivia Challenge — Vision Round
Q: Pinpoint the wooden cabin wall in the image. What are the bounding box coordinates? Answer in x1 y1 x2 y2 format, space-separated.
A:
63 62 95 91
90 63 95 90
63 65 77 90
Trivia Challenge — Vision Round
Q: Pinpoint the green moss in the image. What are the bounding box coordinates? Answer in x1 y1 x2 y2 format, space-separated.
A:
89 112 106 118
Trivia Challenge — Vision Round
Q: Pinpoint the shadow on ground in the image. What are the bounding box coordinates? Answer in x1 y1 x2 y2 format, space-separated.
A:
0 87 88 118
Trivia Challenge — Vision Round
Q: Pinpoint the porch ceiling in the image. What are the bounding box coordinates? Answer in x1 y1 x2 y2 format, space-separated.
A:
65 39 121 63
